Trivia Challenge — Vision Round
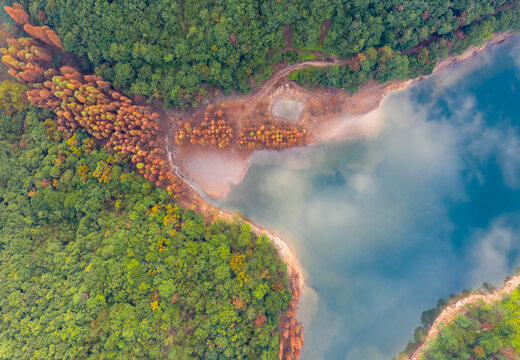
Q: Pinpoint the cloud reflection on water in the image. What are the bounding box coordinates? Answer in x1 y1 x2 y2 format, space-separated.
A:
218 38 520 360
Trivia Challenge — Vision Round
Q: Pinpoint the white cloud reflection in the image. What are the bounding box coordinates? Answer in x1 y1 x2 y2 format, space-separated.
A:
220 38 520 360
467 215 520 287
510 40 520 78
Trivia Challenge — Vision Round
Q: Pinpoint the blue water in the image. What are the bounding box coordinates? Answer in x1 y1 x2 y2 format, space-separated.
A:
217 38 520 359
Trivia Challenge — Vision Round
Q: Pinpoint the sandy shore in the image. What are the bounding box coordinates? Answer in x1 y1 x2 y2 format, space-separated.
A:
171 31 516 360
309 31 515 143
173 146 253 198
409 273 520 360
175 31 515 200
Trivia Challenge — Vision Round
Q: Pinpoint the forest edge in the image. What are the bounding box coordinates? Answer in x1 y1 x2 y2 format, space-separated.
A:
172 30 516 360
1 5 519 358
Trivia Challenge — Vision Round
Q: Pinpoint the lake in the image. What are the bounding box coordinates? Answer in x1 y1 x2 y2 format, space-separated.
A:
216 37 520 360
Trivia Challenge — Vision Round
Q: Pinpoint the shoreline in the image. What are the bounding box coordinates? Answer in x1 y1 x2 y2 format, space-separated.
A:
408 274 520 360
170 155 306 359
171 31 516 360
174 31 516 200
309 31 515 143
2 14 517 360
217 210 305 359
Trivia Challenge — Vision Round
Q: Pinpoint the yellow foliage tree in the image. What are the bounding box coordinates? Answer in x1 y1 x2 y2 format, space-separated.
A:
229 254 243 272
0 80 28 115
473 346 485 359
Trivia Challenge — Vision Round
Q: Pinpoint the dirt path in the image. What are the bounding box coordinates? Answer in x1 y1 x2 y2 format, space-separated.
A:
260 1 517 99
256 58 353 96
409 275 520 360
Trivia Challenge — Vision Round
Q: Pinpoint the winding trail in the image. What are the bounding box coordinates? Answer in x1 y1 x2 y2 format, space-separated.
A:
409 275 520 360
256 58 353 96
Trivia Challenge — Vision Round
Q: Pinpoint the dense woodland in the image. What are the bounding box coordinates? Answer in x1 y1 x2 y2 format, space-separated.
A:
0 83 290 359
3 1 520 359
289 2 520 92
420 286 520 360
4 0 519 108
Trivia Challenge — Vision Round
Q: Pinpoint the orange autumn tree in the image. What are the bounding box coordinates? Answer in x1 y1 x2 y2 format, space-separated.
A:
3 3 29 24
23 24 63 50
175 103 234 148
1 4 184 196
44 26 63 49
238 123 307 150
1 38 51 82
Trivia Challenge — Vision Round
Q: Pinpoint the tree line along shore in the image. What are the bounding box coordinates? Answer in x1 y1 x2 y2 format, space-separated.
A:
2 1 520 359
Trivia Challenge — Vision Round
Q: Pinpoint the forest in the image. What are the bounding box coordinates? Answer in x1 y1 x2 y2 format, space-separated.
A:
0 82 290 359
394 283 508 360
3 0 519 108
3 1 520 359
289 2 520 91
420 285 520 359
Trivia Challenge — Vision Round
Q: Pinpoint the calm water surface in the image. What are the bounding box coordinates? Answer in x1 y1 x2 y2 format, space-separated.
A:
217 38 520 360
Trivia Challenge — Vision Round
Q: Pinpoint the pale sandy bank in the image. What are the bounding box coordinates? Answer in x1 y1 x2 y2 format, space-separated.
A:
409 274 520 360
175 32 515 199
173 146 252 198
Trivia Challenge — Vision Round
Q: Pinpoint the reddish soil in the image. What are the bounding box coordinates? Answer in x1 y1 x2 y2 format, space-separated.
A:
278 287 304 360
172 145 252 198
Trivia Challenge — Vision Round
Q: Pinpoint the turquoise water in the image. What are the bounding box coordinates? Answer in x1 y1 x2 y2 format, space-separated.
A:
218 38 520 360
